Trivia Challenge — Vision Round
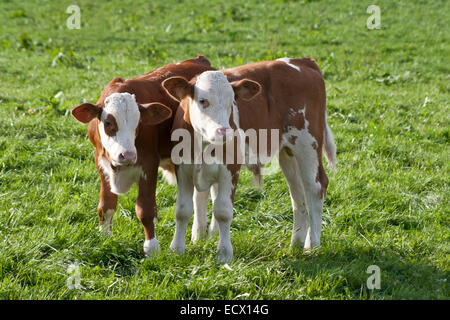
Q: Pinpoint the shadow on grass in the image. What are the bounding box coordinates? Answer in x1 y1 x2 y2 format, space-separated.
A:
285 244 448 299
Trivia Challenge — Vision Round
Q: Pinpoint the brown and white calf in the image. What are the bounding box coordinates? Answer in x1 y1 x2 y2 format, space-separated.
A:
70 55 213 258
163 58 336 263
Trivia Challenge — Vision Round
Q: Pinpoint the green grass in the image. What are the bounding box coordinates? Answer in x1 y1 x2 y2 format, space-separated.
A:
0 0 448 299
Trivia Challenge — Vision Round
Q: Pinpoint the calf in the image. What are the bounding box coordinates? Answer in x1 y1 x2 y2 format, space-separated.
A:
163 58 336 263
71 55 213 258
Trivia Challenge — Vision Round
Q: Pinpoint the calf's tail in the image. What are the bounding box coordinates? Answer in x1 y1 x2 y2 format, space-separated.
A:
323 115 337 173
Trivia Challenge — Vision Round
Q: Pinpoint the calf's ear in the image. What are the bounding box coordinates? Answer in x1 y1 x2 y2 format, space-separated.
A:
162 76 192 102
193 54 211 67
139 102 172 125
231 79 261 101
71 103 102 124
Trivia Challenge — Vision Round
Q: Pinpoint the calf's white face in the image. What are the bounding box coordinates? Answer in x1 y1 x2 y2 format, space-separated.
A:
163 71 261 145
191 71 235 144
71 92 172 167
99 93 140 166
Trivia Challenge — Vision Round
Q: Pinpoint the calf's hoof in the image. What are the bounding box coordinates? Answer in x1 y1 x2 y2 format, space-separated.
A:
143 238 160 259
99 226 113 238
169 241 186 256
290 232 306 249
216 246 233 264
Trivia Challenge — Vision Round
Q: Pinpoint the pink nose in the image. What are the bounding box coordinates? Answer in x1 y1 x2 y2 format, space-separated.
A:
118 151 137 163
216 127 232 136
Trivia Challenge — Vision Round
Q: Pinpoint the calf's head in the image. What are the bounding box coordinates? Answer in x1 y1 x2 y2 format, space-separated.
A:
163 71 261 144
71 92 172 167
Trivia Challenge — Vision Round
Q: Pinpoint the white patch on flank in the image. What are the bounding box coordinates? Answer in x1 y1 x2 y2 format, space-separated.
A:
98 156 143 194
283 126 319 185
143 238 160 258
99 209 115 237
282 119 324 248
283 115 320 197
277 57 301 72
99 92 140 165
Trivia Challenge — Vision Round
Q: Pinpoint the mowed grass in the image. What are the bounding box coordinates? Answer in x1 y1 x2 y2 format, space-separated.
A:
0 0 448 299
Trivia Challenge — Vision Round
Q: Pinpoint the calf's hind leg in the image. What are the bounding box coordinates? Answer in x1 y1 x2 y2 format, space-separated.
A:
278 148 309 248
287 132 328 249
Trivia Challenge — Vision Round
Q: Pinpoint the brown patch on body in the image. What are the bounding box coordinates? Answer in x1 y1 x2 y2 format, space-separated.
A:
292 109 306 131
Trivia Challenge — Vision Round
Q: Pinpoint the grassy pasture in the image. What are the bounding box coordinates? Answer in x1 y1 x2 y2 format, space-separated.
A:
0 0 448 299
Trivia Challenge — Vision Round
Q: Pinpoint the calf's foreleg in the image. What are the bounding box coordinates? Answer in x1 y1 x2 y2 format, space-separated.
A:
170 166 194 255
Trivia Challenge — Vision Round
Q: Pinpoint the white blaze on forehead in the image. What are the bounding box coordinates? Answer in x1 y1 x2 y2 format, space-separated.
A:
277 57 301 72
195 71 234 97
99 92 140 163
191 71 234 142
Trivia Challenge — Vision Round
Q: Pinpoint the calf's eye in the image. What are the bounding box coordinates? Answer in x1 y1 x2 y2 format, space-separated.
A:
198 98 210 108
